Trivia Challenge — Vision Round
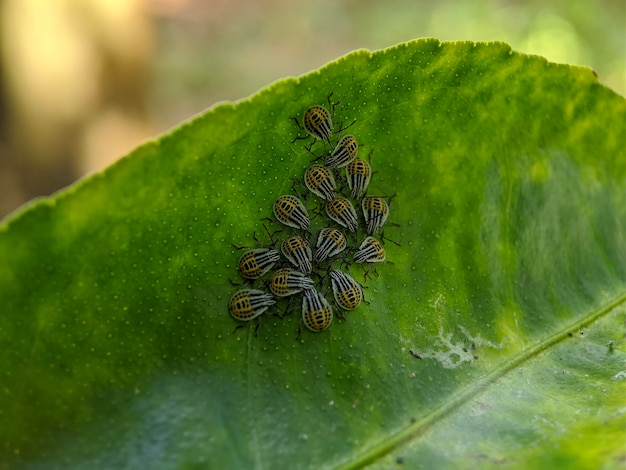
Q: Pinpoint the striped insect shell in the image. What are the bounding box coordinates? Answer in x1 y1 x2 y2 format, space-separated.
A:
314 227 347 262
269 268 314 297
304 165 336 200
303 105 333 141
362 196 390 235
237 248 280 279
326 197 359 232
329 269 363 311
346 157 371 199
281 235 313 274
302 288 333 332
325 134 358 169
354 236 386 263
273 195 310 231
229 289 275 321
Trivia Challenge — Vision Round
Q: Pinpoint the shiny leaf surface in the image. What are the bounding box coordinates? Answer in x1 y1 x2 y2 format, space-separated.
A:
0 39 624 469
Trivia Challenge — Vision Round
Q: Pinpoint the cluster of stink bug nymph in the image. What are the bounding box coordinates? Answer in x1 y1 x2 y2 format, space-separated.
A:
228 93 397 339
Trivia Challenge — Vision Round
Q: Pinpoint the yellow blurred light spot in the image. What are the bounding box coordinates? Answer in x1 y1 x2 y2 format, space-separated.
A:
80 108 154 174
81 0 152 64
521 12 582 65
1 0 99 123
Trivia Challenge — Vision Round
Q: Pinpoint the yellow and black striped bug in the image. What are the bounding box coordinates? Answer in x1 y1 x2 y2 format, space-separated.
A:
326 197 359 233
304 165 336 200
269 268 314 297
303 105 333 142
237 248 281 280
314 227 347 262
329 269 363 311
346 157 372 199
273 195 310 231
281 235 313 274
325 134 358 169
229 289 275 322
361 196 390 235
301 288 333 333
291 93 337 146
291 93 355 151
354 236 386 263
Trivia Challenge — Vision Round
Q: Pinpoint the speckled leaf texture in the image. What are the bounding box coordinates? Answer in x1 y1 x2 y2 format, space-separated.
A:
0 39 624 470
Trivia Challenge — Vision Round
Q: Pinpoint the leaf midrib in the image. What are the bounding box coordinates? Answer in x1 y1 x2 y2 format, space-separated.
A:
337 290 626 469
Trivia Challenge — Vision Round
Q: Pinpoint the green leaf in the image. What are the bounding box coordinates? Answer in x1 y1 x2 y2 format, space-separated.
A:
1 39 624 469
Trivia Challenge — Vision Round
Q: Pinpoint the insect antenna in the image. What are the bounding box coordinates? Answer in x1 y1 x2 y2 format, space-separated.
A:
279 295 300 318
380 230 401 247
361 262 381 282
231 243 250 250
290 177 310 201
252 318 263 336
289 115 303 130
326 91 337 113
335 117 357 136
260 223 282 247
228 278 245 287
295 319 303 341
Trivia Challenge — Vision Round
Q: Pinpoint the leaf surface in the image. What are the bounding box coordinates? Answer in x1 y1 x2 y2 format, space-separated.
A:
0 39 625 469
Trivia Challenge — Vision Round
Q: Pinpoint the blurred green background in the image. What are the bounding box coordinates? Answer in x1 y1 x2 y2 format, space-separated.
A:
0 0 624 219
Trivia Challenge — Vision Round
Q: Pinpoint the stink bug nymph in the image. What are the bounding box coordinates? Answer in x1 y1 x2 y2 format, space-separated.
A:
362 196 390 235
229 289 275 322
314 227 347 262
281 235 313 274
303 105 333 142
237 248 280 280
326 197 359 232
269 268 314 297
301 288 333 333
304 165 336 200
354 236 386 263
325 134 359 169
329 269 363 311
291 93 337 144
346 157 372 199
273 195 310 231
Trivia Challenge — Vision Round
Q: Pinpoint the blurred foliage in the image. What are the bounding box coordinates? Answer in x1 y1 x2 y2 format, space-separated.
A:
0 0 624 218
151 0 626 126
